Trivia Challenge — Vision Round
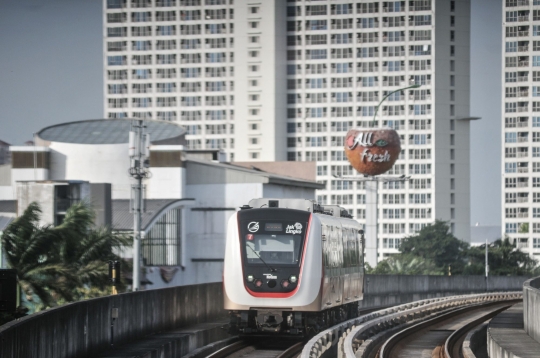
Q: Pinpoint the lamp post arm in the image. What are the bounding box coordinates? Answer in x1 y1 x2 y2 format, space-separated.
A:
371 84 421 127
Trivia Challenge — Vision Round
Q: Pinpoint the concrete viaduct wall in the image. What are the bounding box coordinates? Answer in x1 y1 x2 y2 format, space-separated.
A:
0 275 528 358
523 276 540 344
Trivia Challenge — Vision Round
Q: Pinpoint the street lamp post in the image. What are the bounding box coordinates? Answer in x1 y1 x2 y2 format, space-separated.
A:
372 84 421 127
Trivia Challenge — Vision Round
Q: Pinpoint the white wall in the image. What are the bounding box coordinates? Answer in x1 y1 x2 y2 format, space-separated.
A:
48 142 132 199
146 167 185 199
263 183 316 200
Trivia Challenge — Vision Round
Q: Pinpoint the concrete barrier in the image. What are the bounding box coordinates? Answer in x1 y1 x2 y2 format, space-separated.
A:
361 275 528 309
0 282 226 358
523 276 540 344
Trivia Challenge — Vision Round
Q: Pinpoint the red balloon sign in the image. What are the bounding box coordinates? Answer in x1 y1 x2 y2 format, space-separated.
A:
344 128 401 176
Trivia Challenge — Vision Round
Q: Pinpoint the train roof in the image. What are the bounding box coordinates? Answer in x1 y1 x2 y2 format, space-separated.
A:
246 198 354 219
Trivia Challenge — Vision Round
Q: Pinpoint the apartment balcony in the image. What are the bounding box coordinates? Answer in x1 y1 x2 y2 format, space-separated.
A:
409 5 431 11
518 167 529 173
409 94 432 101
518 90 529 97
519 61 529 67
519 16 530 21
382 20 405 27
382 110 405 116
409 65 432 71
384 50 406 57
358 81 379 88
517 182 529 187
518 212 529 218
518 136 529 142
517 106 529 112
408 139 432 145
518 31 529 37
516 241 529 249
517 151 529 157
518 0 530 5
517 197 529 203
518 46 529 52
357 22 379 29
408 109 432 116
518 75 529 82
518 121 529 127
181 30 201 35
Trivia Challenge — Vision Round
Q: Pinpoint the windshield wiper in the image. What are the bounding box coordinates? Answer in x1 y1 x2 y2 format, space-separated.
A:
247 245 276 272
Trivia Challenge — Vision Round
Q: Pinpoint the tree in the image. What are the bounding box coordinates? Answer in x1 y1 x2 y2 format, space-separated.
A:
465 238 537 276
398 220 469 274
370 253 442 275
1 201 130 311
1 202 76 308
55 202 131 298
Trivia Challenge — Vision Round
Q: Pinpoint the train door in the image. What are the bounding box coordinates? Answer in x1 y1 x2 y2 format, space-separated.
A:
357 229 365 297
342 227 352 303
321 224 333 309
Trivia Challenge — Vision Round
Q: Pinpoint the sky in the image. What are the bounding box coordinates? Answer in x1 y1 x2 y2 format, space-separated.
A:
0 0 502 226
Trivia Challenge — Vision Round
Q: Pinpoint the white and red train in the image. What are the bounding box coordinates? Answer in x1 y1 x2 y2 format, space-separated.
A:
223 198 365 335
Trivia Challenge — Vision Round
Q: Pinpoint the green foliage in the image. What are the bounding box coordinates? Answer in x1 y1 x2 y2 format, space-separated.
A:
370 221 539 277
1 201 130 316
465 238 537 276
370 253 442 275
398 220 469 274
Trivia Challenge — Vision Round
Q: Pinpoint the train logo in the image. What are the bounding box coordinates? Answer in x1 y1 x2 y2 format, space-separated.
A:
247 221 259 233
285 222 302 234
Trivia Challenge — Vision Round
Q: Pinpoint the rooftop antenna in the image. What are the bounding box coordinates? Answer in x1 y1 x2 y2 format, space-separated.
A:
128 119 151 291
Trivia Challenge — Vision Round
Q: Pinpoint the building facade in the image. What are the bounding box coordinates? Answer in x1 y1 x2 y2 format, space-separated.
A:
502 0 540 259
103 0 472 264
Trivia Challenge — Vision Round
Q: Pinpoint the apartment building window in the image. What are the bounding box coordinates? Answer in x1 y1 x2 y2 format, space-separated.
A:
287 6 300 17
132 0 151 7
307 20 328 31
307 5 327 16
156 40 176 50
332 4 352 15
332 33 352 44
249 21 259 29
410 15 432 26
450 15 455 26
107 56 126 66
107 27 127 37
107 0 126 8
132 12 151 22
157 83 176 93
156 25 175 36
535 25 540 36
358 18 378 29
156 11 176 21
107 13 126 23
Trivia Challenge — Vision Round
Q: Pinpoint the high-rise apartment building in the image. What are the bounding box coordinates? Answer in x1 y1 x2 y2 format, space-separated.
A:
502 0 540 258
104 0 471 264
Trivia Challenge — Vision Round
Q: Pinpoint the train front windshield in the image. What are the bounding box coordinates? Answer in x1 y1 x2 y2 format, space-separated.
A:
238 209 311 268
245 233 303 265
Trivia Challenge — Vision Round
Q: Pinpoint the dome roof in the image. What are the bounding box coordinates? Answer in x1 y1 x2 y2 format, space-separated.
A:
37 119 185 145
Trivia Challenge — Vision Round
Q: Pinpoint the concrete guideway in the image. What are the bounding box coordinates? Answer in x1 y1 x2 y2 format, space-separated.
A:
300 292 522 358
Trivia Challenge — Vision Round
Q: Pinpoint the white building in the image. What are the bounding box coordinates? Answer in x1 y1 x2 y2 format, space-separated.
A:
103 0 473 265
501 0 540 260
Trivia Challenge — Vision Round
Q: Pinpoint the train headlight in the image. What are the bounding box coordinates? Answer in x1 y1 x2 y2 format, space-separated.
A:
247 275 254 282
254 279 263 287
281 280 290 288
289 275 297 283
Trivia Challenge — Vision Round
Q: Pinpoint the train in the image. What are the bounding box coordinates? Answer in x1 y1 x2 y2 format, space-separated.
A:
223 198 365 335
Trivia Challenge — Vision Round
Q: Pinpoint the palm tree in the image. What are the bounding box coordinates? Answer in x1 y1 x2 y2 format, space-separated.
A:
1 201 131 309
56 202 131 297
1 203 76 308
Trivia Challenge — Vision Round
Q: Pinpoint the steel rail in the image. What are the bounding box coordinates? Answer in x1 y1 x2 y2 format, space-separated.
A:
378 300 516 358
443 304 515 358
335 292 521 358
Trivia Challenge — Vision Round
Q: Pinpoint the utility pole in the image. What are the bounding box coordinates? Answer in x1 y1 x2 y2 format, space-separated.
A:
128 120 151 291
485 237 489 292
